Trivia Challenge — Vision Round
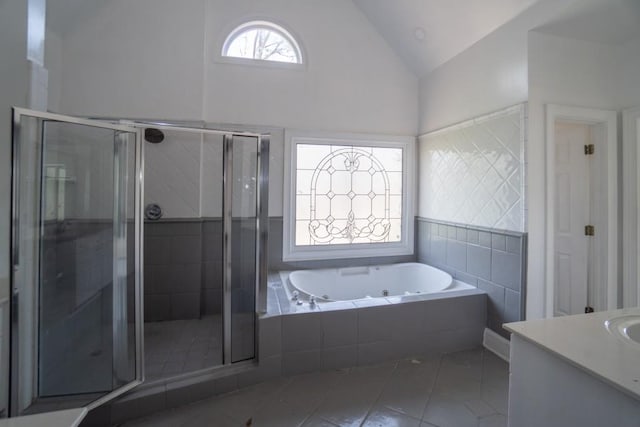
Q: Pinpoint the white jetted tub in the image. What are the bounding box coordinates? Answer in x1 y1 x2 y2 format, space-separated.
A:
270 262 486 371
286 262 456 302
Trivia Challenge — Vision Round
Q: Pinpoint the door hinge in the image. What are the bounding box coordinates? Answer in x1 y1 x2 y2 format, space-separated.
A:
585 225 595 236
584 144 595 155
585 306 595 313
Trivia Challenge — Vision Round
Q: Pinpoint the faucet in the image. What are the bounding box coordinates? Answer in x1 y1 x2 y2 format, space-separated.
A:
309 295 316 307
291 290 299 301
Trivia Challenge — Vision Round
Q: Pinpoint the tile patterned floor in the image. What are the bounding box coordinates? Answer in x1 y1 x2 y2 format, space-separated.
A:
144 316 223 381
123 348 508 427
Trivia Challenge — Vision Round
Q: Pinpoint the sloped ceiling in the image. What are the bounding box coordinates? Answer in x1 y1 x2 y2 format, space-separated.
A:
352 0 542 77
47 0 640 76
534 0 640 45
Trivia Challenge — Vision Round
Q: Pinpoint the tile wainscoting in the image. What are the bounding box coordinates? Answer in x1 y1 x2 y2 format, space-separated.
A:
145 216 524 338
416 217 527 339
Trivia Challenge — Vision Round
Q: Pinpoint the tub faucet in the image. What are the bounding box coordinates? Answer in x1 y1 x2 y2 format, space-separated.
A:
291 290 299 301
309 296 316 307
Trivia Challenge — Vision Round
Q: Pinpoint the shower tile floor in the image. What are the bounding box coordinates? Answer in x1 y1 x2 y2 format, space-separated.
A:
124 348 509 427
144 315 223 381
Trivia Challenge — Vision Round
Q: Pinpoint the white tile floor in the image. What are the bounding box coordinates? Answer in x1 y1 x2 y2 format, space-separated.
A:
144 316 223 381
124 348 508 427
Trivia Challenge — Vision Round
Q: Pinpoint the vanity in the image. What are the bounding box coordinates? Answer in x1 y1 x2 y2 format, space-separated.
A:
505 308 640 427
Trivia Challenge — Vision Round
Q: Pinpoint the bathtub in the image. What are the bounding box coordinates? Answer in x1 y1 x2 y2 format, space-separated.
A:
267 263 486 373
284 262 469 303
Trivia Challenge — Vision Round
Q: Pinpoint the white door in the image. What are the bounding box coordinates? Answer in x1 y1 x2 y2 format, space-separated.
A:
554 121 591 316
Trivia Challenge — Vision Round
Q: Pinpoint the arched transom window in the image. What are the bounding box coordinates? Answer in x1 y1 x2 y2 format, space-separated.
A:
222 21 303 64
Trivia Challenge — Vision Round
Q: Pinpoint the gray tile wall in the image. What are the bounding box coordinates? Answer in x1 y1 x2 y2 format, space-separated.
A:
145 221 209 321
267 217 416 271
144 218 257 322
202 221 223 315
416 218 527 339
276 294 486 376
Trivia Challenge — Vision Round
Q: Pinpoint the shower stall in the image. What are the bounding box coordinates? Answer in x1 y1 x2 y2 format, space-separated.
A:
9 109 269 416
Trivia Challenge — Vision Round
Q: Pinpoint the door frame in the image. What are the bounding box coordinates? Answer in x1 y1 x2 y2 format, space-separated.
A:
623 108 640 308
10 108 145 415
545 104 618 318
636 114 640 307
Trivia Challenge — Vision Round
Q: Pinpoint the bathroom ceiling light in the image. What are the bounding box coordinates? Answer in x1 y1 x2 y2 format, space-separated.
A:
414 27 426 41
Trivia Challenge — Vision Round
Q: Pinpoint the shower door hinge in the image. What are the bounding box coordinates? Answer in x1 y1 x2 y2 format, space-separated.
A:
584 144 595 155
585 306 595 313
584 225 595 236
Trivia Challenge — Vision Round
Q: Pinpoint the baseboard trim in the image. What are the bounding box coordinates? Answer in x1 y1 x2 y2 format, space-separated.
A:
483 328 510 362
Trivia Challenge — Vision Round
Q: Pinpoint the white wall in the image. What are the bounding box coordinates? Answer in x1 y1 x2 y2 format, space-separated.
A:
418 0 574 134
527 31 623 318
44 29 61 112
202 0 417 135
417 1 575 321
617 37 640 109
47 0 418 217
54 0 206 120
416 0 639 319
618 36 640 308
0 0 29 414
0 1 29 297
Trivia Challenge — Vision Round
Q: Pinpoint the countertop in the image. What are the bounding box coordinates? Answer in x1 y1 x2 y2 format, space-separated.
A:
0 409 86 427
505 307 640 401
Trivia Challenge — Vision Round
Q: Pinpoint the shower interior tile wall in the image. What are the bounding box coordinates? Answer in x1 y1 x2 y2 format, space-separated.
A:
417 218 526 339
144 221 220 321
144 219 257 322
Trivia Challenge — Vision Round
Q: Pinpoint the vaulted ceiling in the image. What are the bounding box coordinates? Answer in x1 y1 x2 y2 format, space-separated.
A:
47 0 640 80
352 0 541 77
535 0 640 46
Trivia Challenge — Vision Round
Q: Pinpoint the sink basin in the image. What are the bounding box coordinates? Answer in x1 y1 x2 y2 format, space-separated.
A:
605 315 640 347
626 322 640 342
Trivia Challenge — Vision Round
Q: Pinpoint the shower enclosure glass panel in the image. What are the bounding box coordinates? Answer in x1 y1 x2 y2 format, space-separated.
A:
11 109 142 415
230 136 258 362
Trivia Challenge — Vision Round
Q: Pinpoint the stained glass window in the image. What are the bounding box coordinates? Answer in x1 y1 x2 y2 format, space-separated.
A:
295 144 403 246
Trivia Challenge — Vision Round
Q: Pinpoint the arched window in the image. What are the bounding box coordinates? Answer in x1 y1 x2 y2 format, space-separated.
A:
283 131 415 262
222 21 303 64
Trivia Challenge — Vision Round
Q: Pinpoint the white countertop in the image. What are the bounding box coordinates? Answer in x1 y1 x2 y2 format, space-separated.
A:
0 409 86 427
505 307 640 401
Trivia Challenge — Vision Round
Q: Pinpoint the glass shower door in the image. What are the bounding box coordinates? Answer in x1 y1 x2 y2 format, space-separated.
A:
10 109 143 415
229 136 259 363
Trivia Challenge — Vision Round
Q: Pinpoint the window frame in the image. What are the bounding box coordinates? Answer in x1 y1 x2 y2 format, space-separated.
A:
283 130 415 261
220 20 304 68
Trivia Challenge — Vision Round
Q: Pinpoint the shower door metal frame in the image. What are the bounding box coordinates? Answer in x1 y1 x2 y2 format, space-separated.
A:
256 135 270 317
9 108 145 415
222 134 233 364
126 122 269 370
